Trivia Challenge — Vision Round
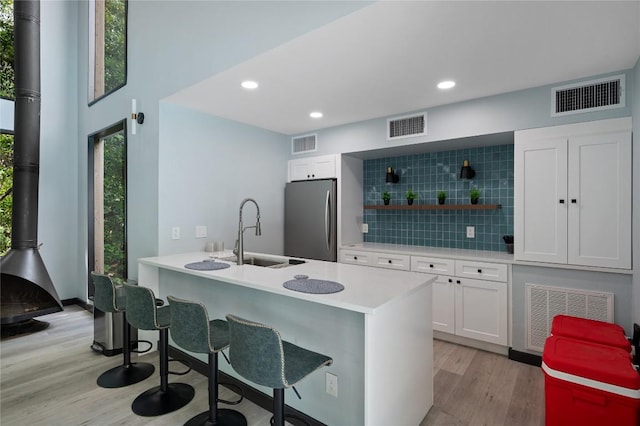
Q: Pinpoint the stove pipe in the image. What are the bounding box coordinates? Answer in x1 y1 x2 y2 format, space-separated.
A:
0 0 62 325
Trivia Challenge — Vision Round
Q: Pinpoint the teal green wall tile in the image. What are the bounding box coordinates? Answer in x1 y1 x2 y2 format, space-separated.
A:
363 144 514 252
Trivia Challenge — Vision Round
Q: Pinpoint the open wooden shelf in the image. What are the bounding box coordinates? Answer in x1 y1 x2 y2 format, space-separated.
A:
364 204 502 211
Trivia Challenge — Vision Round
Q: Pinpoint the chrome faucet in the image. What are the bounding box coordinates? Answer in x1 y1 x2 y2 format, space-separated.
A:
234 198 261 265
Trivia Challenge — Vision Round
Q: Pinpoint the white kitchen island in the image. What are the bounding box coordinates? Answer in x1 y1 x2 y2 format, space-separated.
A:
138 252 434 426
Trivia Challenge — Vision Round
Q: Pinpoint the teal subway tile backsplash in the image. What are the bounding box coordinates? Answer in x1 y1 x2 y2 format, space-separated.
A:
363 144 514 252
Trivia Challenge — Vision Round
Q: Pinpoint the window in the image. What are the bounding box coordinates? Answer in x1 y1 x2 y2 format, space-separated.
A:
89 0 127 104
88 120 128 292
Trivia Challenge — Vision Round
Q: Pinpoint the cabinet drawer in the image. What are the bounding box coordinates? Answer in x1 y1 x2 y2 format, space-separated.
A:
340 250 371 266
411 256 455 276
373 253 410 271
455 260 507 282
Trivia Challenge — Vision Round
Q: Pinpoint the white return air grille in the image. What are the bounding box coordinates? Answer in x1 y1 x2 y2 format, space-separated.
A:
552 75 625 117
291 134 317 154
526 283 613 352
387 112 426 140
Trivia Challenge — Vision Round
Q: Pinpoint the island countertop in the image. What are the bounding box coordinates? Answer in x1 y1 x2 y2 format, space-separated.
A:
138 251 432 314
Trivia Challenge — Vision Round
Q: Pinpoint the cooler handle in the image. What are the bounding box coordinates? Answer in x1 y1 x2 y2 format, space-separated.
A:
572 389 607 406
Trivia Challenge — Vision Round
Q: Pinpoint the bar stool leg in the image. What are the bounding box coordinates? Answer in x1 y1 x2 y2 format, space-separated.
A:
273 388 285 426
184 353 247 426
131 329 194 416
96 312 154 388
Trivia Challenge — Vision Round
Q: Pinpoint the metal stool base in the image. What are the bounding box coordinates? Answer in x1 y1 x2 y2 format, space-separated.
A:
97 362 155 388
184 408 247 426
131 382 195 417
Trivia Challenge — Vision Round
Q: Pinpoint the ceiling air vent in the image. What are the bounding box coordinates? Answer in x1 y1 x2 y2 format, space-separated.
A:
552 75 625 117
387 112 427 140
292 133 317 154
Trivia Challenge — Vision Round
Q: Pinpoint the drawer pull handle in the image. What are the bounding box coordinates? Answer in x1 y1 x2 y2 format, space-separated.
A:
429 264 434 268
456 280 461 284
354 256 357 260
477 269 482 273
448 279 452 283
388 260 392 264
571 199 577 204
559 199 565 204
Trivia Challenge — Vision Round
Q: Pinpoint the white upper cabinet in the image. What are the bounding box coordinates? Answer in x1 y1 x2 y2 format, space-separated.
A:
515 117 632 269
289 154 337 181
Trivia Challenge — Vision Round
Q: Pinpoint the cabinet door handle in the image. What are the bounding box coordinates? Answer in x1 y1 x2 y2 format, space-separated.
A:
388 259 392 264
477 269 482 273
559 199 565 204
312 174 315 178
353 256 357 260
429 264 434 268
456 280 461 285
448 278 453 283
307 174 311 178
571 199 577 204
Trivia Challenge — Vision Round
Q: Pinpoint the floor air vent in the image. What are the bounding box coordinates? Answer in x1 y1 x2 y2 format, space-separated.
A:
292 134 317 154
525 283 613 352
552 75 625 117
387 112 426 140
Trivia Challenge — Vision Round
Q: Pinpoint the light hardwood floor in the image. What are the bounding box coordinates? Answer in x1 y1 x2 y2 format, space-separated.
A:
0 305 545 425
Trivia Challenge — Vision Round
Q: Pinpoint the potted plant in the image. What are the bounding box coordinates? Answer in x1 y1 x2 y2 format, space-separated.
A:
437 190 447 205
469 188 481 205
406 190 417 205
382 191 391 205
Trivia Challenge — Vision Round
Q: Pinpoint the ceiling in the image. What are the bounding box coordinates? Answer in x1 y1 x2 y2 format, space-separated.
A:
166 1 640 136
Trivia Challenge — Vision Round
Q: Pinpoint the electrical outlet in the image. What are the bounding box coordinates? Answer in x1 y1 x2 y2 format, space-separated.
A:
171 226 181 240
326 372 338 397
362 223 369 233
466 226 475 238
195 225 207 238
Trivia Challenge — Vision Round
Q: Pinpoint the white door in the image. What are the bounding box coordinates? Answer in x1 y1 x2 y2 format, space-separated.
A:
454 278 507 345
514 136 568 264
289 158 314 181
567 132 631 268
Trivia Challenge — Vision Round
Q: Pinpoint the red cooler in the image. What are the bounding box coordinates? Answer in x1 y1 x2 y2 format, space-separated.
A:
542 336 640 426
551 314 631 352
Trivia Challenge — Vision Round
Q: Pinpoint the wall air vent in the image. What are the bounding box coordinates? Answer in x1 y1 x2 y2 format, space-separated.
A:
387 112 427 140
525 283 613 352
552 75 625 117
292 133 317 154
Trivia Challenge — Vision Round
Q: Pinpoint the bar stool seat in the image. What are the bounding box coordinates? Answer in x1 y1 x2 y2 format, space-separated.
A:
123 283 195 417
226 314 333 426
91 272 154 388
168 296 247 426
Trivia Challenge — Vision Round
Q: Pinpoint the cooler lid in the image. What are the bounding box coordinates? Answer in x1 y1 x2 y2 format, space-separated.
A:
551 315 631 352
543 336 640 391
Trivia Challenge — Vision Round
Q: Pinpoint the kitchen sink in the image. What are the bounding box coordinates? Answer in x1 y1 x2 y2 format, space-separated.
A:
218 255 305 268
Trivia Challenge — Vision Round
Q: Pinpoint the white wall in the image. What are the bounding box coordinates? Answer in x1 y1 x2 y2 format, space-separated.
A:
633 57 640 329
158 102 288 256
38 1 80 300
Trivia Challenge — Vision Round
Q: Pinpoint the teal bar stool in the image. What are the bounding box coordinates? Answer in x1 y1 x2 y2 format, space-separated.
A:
168 296 247 426
226 314 333 426
123 283 195 416
91 272 155 388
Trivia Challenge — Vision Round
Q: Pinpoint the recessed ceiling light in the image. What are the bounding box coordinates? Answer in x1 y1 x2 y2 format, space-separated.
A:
437 80 456 90
310 111 323 118
241 80 258 89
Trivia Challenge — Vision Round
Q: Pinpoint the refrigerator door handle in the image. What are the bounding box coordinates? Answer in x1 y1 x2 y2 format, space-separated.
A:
325 190 331 251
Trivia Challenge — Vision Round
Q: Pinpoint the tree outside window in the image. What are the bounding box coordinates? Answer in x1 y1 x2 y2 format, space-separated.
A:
0 0 14 255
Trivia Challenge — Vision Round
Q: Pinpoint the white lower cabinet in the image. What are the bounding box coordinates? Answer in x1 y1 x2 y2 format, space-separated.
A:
412 256 508 346
454 277 507 345
339 249 410 271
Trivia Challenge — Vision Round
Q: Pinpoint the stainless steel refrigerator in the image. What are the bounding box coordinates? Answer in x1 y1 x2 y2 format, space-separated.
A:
284 179 337 262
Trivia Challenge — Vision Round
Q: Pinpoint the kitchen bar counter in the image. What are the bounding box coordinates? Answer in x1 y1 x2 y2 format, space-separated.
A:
138 251 434 425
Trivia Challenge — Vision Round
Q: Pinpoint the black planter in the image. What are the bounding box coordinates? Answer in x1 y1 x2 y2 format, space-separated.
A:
407 199 414 205
383 199 390 205
470 198 479 205
438 199 445 205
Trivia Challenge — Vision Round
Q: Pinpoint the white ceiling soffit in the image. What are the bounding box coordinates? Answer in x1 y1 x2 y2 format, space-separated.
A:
165 1 640 136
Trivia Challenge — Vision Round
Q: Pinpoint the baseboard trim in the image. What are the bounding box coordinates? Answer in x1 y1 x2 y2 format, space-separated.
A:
63 298 92 312
508 348 542 367
168 345 325 426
